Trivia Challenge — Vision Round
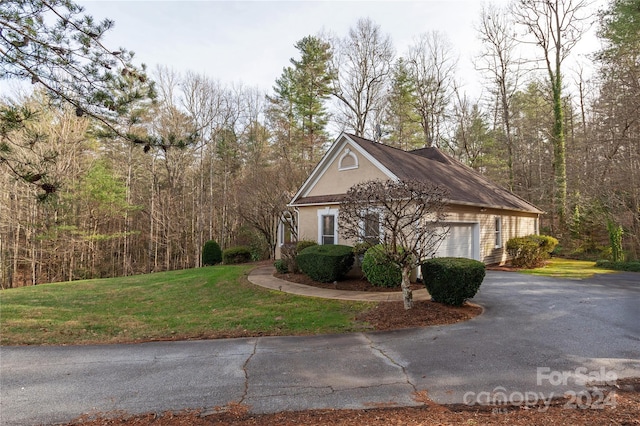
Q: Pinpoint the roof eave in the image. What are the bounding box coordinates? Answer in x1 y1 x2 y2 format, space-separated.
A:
446 199 543 215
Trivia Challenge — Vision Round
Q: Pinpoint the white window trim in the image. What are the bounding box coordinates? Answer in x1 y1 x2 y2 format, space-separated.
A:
317 208 339 245
338 148 359 171
495 216 503 249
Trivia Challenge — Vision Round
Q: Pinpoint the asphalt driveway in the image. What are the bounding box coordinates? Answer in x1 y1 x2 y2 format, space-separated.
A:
1 271 639 425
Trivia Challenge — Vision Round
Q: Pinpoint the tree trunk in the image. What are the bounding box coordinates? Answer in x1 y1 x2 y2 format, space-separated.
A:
401 265 413 310
551 72 567 232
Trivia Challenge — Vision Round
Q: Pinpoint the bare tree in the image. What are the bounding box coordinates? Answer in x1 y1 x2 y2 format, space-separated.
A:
475 3 522 190
511 0 591 231
237 165 293 259
407 31 458 148
339 179 449 310
331 18 394 138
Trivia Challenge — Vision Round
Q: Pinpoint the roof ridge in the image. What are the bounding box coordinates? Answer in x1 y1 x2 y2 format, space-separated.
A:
345 133 433 157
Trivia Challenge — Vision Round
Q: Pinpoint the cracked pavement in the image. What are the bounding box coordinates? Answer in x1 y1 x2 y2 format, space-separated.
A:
1 271 639 425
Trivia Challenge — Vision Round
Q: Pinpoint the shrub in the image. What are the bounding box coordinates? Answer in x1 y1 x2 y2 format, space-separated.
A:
506 234 559 268
421 257 485 306
607 220 625 262
296 244 354 282
235 225 269 261
280 240 318 273
274 259 288 274
202 240 222 266
223 246 252 264
595 260 640 272
361 245 402 288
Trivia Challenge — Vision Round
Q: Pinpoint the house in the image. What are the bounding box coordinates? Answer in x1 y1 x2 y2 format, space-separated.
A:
280 132 542 265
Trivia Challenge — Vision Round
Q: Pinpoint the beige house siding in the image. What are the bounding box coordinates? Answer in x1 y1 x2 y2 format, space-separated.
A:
306 146 389 197
480 211 537 264
297 205 340 243
287 204 538 265
283 134 541 264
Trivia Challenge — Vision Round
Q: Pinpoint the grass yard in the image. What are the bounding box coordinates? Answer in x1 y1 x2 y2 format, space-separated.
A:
0 265 372 346
520 258 616 279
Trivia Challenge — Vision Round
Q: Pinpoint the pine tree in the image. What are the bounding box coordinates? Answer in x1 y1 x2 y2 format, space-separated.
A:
267 35 333 170
381 58 422 150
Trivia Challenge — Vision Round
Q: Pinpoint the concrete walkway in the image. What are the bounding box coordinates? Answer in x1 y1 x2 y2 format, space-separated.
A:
248 265 431 302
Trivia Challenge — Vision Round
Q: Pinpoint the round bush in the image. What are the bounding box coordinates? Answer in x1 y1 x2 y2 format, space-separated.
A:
296 244 354 282
223 246 252 264
274 259 288 274
202 240 222 266
421 257 485 306
362 245 402 288
296 240 318 253
506 234 558 268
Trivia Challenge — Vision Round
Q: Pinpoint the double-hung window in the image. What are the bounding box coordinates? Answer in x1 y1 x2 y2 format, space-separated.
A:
495 217 502 248
363 212 381 245
321 215 336 245
318 208 339 245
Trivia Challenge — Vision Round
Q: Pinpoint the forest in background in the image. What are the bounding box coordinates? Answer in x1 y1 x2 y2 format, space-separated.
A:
1 0 638 287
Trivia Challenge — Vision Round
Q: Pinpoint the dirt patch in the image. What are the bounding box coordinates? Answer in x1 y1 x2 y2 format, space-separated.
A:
66 378 640 425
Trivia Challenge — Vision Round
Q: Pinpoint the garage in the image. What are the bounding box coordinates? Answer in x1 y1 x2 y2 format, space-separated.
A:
434 223 479 260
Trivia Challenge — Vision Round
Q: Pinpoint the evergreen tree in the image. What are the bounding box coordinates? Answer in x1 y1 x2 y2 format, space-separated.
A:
381 58 422 150
267 35 333 170
0 0 153 137
290 36 334 164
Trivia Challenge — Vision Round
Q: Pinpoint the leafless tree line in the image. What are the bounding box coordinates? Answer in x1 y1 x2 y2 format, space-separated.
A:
1 3 638 287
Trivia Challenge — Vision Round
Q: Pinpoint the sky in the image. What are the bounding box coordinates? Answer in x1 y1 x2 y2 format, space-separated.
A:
75 0 604 99
0 0 606 102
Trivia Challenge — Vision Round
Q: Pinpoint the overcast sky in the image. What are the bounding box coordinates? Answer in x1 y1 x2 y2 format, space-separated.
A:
0 1 604 102
75 0 603 99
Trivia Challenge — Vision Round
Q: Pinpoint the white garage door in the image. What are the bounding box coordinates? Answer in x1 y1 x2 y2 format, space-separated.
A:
435 223 478 260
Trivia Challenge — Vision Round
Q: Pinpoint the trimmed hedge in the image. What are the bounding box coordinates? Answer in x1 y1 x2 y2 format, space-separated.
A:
296 244 354 283
595 260 640 272
362 244 402 288
223 246 252 264
202 240 222 266
506 235 559 268
274 259 288 273
280 240 318 273
421 257 485 306
296 240 319 253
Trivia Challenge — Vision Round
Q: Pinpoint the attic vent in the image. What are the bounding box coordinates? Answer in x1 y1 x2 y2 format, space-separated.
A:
338 148 359 171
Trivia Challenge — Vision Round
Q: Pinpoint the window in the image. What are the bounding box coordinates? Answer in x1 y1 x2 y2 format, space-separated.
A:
281 221 294 245
318 208 338 245
338 148 359 171
321 215 335 244
279 211 296 246
495 217 502 248
363 212 380 244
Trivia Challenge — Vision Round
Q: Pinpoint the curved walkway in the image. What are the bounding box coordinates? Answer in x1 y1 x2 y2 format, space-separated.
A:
248 265 431 302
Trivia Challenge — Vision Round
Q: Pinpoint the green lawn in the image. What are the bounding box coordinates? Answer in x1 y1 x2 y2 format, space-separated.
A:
0 265 372 346
520 258 616 279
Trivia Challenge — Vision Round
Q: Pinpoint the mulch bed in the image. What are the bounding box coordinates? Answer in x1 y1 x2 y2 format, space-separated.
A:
274 271 482 330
